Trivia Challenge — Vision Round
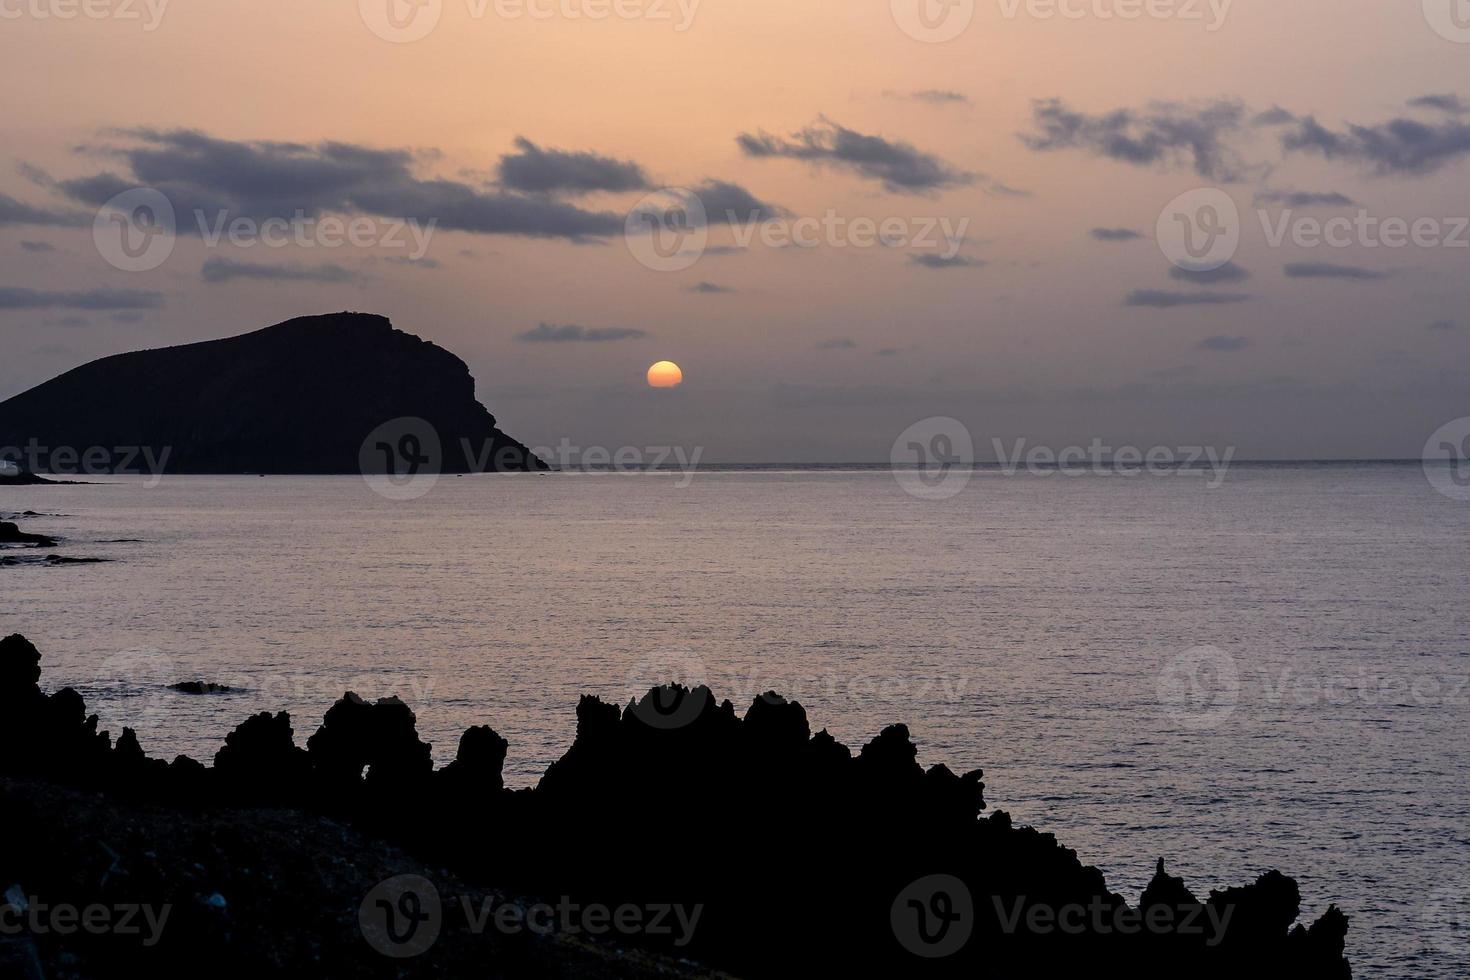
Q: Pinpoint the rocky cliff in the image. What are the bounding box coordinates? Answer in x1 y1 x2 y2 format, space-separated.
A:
0 312 544 474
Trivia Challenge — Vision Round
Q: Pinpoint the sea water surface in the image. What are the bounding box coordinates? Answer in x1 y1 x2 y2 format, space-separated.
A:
2 465 1467 977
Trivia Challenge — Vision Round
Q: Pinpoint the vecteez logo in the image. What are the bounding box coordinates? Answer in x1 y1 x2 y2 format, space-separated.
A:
1423 417 1470 502
891 874 974 957
360 0 443 42
1423 0 1470 43
1155 645 1240 729
0 0 170 30
360 0 700 40
93 187 177 273
1156 187 1240 273
891 417 975 501
359 417 443 501
891 0 975 42
624 188 708 272
358 875 704 956
360 875 442 957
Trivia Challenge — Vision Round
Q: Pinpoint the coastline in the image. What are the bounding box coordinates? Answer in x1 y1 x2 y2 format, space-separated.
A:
1 632 1352 978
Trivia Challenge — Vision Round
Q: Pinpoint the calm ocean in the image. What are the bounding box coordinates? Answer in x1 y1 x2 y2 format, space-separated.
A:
3 464 1466 977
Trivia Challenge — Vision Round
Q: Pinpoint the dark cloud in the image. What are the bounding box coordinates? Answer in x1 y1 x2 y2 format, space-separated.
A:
1090 227 1142 242
1279 111 1470 175
737 117 972 193
1254 189 1356 207
201 258 358 284
689 180 785 225
19 240 56 252
624 183 782 240
1282 262 1388 281
516 322 648 343
1407 94 1467 115
688 281 734 293
1198 335 1249 351
1021 98 1249 180
0 192 87 228
1169 261 1250 284
1429 319 1456 331
1125 289 1252 308
41 316 91 328
908 254 983 269
1024 94 1470 179
381 256 442 269
52 129 625 240
0 287 163 310
816 338 857 350
111 311 146 323
496 137 650 195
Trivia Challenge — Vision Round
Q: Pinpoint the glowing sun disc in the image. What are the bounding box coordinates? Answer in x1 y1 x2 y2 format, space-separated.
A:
647 360 683 388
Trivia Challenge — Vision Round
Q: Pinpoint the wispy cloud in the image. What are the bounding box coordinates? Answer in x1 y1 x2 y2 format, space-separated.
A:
909 253 984 269
201 258 359 284
516 322 648 343
884 89 970 107
0 287 164 310
1090 227 1142 242
737 117 973 193
1280 98 1470 175
1125 289 1252 308
1022 98 1249 180
1170 261 1250 285
1407 94 1467 115
1198 335 1249 351
0 192 87 228
1254 189 1356 207
1282 262 1388 281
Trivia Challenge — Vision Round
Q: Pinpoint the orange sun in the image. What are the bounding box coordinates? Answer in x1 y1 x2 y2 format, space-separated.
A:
646 360 683 388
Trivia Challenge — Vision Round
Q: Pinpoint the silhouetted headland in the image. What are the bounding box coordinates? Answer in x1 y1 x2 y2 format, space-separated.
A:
0 312 545 474
0 471 63 486
1 633 1352 978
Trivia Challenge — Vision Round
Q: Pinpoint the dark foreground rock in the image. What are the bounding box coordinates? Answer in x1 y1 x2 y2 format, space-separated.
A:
168 681 236 695
0 472 62 486
0 777 723 980
0 555 111 567
0 633 1352 979
0 522 56 547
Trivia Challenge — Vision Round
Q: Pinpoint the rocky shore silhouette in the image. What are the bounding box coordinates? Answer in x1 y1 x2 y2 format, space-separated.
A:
0 633 1352 978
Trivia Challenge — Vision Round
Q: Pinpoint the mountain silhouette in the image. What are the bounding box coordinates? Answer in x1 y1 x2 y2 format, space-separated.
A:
0 312 545 474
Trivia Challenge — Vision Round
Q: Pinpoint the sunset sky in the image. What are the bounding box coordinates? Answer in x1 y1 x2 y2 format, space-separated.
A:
3 0 1468 460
